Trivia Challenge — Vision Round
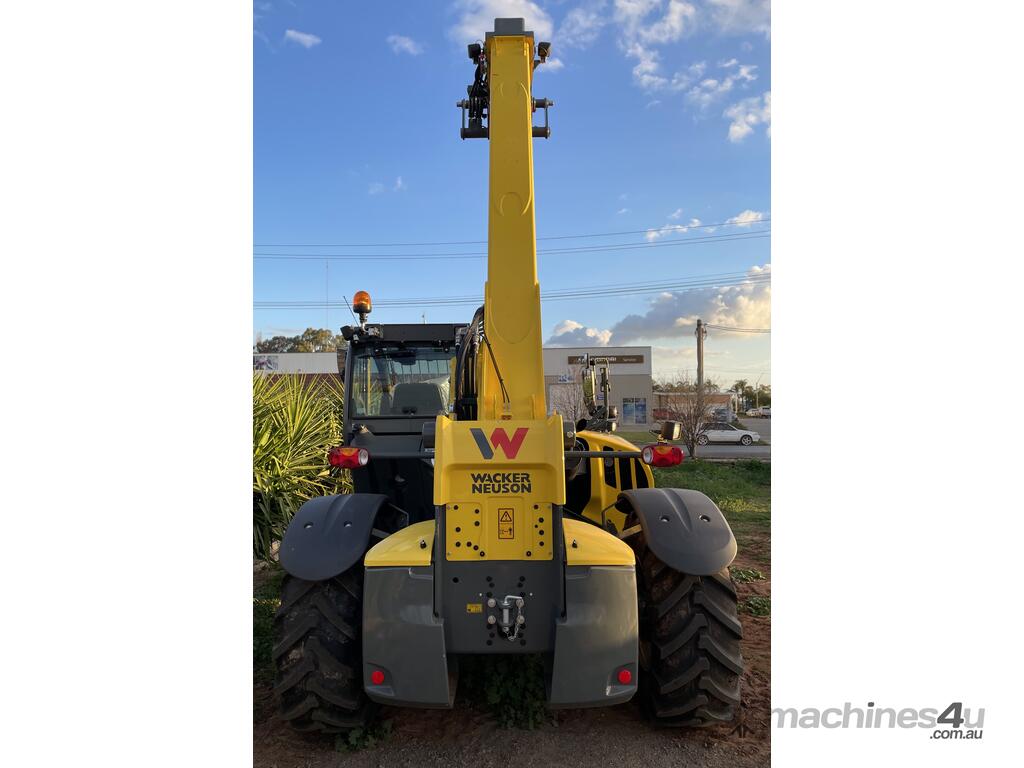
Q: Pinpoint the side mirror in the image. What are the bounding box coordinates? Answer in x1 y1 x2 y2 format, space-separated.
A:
659 420 682 441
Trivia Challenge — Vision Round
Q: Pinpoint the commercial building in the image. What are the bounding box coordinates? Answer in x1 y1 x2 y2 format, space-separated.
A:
541 346 654 427
253 351 342 374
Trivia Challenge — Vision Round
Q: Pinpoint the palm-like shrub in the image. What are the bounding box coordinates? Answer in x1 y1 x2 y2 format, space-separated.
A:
253 374 349 560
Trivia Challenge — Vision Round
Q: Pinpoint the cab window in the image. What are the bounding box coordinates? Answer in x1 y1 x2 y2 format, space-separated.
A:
350 345 453 417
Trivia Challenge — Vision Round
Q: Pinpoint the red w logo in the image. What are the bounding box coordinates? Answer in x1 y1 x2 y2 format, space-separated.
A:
470 427 528 460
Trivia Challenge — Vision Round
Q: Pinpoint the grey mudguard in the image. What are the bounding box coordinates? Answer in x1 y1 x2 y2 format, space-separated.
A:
549 565 638 708
279 493 389 581
616 488 737 575
363 566 453 708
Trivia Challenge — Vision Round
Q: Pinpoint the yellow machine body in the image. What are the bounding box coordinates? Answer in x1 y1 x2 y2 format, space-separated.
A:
574 430 656 532
434 415 565 561
364 521 434 567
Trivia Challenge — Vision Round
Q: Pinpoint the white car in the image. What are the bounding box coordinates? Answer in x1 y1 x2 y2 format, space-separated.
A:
697 421 761 446
745 408 760 417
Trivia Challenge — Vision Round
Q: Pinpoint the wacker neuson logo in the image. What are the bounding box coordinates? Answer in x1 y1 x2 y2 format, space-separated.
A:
470 427 528 460
773 701 984 740
470 472 532 494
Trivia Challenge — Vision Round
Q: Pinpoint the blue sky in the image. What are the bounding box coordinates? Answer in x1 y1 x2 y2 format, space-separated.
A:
254 0 770 385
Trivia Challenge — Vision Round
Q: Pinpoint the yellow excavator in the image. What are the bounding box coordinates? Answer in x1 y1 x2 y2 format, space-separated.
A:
273 18 743 732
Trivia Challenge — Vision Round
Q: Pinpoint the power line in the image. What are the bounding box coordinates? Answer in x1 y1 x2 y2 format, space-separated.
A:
255 272 771 310
705 324 772 334
253 229 770 261
259 269 757 305
253 217 771 248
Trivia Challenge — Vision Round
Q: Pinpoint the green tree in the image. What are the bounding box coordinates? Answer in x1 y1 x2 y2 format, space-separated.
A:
256 335 294 353
255 328 346 353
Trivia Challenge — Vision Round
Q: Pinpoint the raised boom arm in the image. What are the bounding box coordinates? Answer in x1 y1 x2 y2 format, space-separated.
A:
459 18 553 421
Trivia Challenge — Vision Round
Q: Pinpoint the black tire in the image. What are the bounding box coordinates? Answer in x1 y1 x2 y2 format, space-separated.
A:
272 569 375 733
630 529 743 727
739 435 753 446
697 435 709 446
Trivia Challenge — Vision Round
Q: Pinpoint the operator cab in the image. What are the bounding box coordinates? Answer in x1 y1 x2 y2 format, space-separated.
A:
340 320 467 523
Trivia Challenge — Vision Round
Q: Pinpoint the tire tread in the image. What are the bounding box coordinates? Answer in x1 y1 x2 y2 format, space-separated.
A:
272 572 373 734
628 513 744 727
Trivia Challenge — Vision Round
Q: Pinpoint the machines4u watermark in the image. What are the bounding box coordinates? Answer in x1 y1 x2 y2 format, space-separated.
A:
773 701 984 740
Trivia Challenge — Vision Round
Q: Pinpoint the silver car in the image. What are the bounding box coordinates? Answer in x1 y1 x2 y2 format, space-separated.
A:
697 421 761 446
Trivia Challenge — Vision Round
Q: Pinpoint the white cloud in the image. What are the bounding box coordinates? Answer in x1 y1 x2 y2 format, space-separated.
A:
609 264 771 343
624 42 668 90
668 207 684 219
645 217 701 240
449 0 553 41
539 56 565 71
645 99 662 109
610 1 768 118
617 207 630 214
685 62 757 109
726 209 764 227
614 0 695 43
558 3 608 49
547 319 612 346
724 91 770 141
624 46 709 93
393 176 406 191
636 0 696 44
706 0 770 38
368 182 385 195
386 34 424 55
284 29 321 48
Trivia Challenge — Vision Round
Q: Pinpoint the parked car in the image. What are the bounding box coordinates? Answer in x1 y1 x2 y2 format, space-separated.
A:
758 407 771 418
745 408 760 417
697 421 761 446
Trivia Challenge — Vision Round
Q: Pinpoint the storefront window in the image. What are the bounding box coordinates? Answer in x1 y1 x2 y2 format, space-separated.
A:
621 397 647 424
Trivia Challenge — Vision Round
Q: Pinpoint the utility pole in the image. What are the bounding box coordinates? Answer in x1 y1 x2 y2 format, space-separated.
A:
695 319 706 394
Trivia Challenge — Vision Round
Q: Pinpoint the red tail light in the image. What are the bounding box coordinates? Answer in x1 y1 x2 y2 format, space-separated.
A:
328 445 369 468
617 668 633 685
641 443 683 467
370 669 385 685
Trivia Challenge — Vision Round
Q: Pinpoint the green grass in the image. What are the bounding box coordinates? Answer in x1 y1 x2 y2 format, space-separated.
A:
653 459 771 566
335 720 394 752
731 567 767 584
740 595 771 616
253 564 284 685
458 654 550 729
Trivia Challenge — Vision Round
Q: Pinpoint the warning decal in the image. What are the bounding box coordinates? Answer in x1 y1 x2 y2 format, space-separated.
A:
498 508 514 539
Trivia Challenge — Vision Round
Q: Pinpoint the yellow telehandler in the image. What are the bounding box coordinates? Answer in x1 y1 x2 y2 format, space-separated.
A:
273 18 742 732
